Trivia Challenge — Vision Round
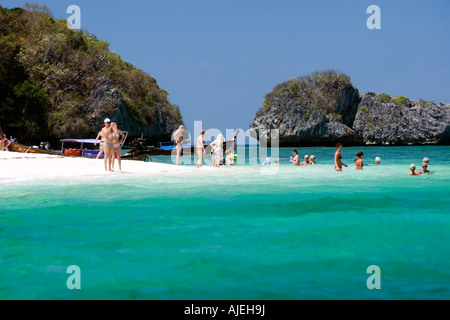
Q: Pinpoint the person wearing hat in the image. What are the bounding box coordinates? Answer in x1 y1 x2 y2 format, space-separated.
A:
309 155 316 165
94 118 115 171
375 157 381 165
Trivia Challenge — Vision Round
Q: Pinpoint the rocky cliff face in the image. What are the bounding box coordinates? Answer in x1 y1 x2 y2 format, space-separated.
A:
353 93 450 145
88 79 179 144
250 71 361 146
250 72 450 146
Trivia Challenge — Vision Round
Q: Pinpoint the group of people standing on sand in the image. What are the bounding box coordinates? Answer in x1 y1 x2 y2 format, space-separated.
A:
195 130 230 168
173 126 233 168
95 118 125 172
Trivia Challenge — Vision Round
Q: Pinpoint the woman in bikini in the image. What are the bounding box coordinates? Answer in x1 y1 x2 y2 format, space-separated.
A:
111 122 125 172
290 149 300 166
334 142 348 171
355 151 364 170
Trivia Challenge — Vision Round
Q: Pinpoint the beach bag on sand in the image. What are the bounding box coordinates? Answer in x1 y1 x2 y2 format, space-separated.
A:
1 136 11 151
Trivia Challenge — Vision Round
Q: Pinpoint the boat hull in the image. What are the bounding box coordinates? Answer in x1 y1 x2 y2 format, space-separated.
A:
9 143 65 156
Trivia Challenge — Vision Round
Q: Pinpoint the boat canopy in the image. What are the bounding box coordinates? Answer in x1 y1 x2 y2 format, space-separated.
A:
60 139 100 144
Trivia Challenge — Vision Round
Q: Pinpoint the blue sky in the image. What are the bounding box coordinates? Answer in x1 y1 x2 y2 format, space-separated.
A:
2 0 450 138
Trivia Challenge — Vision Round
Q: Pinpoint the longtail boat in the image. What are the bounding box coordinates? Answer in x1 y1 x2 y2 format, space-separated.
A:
9 143 65 156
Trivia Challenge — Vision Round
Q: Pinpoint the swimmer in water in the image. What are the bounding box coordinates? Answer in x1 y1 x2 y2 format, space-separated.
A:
355 151 364 170
408 164 420 176
300 155 309 166
309 155 316 165
263 157 272 165
375 157 381 165
418 163 432 175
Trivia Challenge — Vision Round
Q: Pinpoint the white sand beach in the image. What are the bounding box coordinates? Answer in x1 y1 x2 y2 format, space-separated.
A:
0 151 197 183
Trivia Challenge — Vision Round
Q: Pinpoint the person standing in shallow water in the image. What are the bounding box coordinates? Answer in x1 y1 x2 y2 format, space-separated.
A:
300 155 309 166
290 149 299 166
355 151 364 170
334 143 348 171
418 163 432 175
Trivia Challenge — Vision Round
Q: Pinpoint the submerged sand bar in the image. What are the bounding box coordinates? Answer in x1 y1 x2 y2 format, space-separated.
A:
0 151 196 183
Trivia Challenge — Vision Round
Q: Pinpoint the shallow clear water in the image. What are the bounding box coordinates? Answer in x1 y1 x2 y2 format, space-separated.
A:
1 146 449 299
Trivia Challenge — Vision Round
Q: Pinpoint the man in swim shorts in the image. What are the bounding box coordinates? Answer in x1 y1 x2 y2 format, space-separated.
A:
96 118 114 171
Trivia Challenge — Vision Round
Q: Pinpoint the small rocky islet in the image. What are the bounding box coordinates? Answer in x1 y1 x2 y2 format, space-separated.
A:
249 70 450 146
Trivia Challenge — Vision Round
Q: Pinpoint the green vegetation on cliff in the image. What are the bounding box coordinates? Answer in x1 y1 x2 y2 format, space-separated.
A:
257 70 355 118
0 4 182 144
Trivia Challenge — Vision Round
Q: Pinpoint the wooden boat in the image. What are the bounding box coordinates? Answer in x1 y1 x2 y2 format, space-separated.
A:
9 143 66 156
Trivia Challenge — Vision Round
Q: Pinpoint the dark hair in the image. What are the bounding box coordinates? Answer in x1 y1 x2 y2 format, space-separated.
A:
292 149 298 155
356 151 364 158
201 130 206 135
336 142 343 148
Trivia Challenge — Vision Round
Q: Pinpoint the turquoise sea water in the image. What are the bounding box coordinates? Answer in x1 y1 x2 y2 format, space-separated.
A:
1 146 449 300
